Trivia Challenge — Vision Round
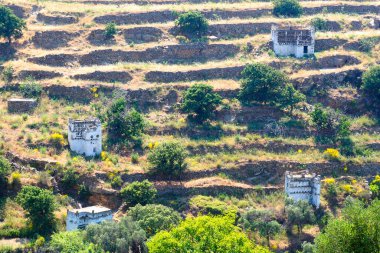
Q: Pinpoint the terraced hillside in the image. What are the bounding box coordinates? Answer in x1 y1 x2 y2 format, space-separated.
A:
0 0 380 251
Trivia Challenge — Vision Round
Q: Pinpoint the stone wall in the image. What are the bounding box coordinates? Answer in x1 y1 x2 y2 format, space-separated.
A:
37 13 78 25
72 71 132 83
7 98 37 113
18 70 63 80
124 27 163 43
28 54 78 67
32 31 80 49
314 38 348 52
87 29 116 46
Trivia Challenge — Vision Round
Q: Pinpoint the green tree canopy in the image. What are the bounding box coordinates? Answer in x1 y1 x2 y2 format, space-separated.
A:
106 97 146 145
147 142 187 177
239 63 287 105
84 217 147 253
362 65 380 113
181 83 222 123
0 6 26 44
314 199 380 253
49 231 88 253
120 180 157 206
175 11 209 38
285 199 315 234
278 83 306 113
273 0 303 17
16 185 57 235
147 215 271 253
128 204 181 237
0 156 11 195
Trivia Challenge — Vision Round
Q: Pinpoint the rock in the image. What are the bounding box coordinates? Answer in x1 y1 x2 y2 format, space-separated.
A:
72 71 132 83
123 27 163 43
7 98 37 113
37 13 78 25
18 70 63 80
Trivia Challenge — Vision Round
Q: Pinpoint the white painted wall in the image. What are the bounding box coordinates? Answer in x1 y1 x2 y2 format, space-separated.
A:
68 120 102 157
66 209 113 231
285 172 321 208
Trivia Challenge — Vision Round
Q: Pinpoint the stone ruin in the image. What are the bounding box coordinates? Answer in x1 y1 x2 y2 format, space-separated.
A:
285 170 321 208
7 98 37 113
68 118 102 157
271 24 315 58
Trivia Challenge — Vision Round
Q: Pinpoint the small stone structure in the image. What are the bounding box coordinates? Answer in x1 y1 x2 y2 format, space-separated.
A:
66 205 113 231
7 98 37 113
285 171 321 208
271 25 315 58
68 118 102 157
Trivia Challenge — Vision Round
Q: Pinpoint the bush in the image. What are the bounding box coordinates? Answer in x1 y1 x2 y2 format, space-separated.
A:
278 83 306 113
323 148 340 161
311 17 328 31
239 63 287 105
0 156 10 195
273 0 303 17
10 172 21 188
84 217 147 253
16 186 57 235
362 66 380 113
120 180 157 206
61 168 79 190
49 133 65 149
147 142 187 177
131 153 139 164
1 65 14 84
78 183 91 201
128 204 181 237
370 175 380 199
175 11 209 38
19 77 43 98
181 83 222 123
0 6 26 44
104 22 117 39
110 175 122 189
49 231 87 253
358 37 378 52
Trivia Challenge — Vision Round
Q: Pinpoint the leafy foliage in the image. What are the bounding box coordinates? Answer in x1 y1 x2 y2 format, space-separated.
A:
49 231 88 253
1 65 14 84
311 17 328 31
84 217 147 253
19 77 43 98
362 65 380 113
106 97 146 146
285 199 315 234
60 168 79 191
239 63 287 105
278 83 306 113
181 83 222 123
0 6 26 44
128 204 181 237
370 175 380 199
314 199 380 253
147 142 187 177
148 215 271 253
16 186 57 235
104 22 117 38
120 180 157 206
0 156 10 195
175 11 209 38
273 0 303 17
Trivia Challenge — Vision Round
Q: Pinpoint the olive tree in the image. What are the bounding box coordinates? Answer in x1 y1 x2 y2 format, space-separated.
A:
0 6 26 44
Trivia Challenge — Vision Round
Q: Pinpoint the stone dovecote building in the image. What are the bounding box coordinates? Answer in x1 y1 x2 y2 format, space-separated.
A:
271 25 315 58
285 171 321 208
68 118 102 157
66 206 113 231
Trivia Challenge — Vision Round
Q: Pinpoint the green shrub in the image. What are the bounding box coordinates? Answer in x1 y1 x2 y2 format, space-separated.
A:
128 204 181 237
120 180 157 206
61 168 79 190
239 63 287 105
358 37 378 52
273 0 303 17
104 22 117 38
110 175 123 188
19 77 43 98
131 153 139 164
311 17 328 31
1 65 14 84
78 183 91 201
0 6 26 44
175 11 209 38
147 142 187 177
181 83 222 123
362 66 380 113
0 156 10 195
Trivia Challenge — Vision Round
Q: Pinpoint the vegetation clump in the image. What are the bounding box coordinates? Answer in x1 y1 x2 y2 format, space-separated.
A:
104 22 117 39
175 11 209 38
362 65 380 114
0 6 26 44
120 180 157 206
273 0 303 17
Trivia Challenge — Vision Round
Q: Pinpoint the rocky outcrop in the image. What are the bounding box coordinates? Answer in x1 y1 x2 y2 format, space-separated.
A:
73 71 133 83
37 13 78 25
124 27 163 43
32 31 80 49
79 43 239 66
18 70 63 80
28 54 78 67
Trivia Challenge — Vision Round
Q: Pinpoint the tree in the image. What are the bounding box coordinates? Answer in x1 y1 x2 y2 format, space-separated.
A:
84 217 147 253
16 186 57 235
175 11 209 38
120 180 157 206
362 65 380 113
106 97 146 145
273 0 303 17
0 6 26 44
314 199 380 253
239 209 281 247
49 231 88 253
239 63 287 105
147 215 271 253
370 175 380 199
147 142 187 177
285 199 315 235
181 83 222 123
19 77 43 98
128 204 181 237
60 168 79 191
0 156 10 195
278 83 306 113
311 17 328 31
104 22 117 39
